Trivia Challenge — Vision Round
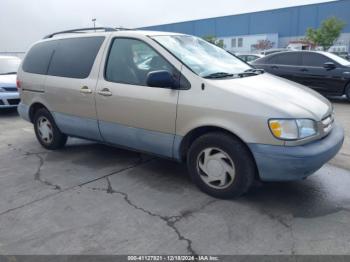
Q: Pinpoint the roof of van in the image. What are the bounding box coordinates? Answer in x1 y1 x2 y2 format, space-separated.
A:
43 29 185 41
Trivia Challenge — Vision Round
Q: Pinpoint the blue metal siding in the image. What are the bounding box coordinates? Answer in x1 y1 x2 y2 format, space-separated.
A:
194 19 216 36
318 1 350 32
215 14 251 37
142 0 350 37
297 5 318 35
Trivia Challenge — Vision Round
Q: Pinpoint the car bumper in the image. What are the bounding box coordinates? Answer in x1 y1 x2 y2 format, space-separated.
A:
0 92 20 108
248 123 344 181
17 102 31 122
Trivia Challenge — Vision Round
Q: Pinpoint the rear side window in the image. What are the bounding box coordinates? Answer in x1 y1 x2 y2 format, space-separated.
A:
48 37 104 78
22 41 57 74
302 53 330 67
268 53 301 65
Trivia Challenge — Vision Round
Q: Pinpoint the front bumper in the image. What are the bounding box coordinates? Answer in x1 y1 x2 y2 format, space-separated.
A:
0 92 20 108
248 123 344 181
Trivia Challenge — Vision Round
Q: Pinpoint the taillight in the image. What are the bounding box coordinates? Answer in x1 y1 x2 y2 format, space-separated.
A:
16 79 21 89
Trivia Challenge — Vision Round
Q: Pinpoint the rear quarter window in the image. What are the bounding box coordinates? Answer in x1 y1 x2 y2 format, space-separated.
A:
22 41 57 74
48 37 105 78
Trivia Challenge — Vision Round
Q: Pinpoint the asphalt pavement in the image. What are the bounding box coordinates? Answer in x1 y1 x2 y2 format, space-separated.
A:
0 98 349 255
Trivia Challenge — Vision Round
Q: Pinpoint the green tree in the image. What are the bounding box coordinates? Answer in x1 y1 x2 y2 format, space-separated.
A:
306 17 346 50
202 35 224 48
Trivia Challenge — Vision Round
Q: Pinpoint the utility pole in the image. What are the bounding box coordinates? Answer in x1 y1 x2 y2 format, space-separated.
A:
92 18 96 30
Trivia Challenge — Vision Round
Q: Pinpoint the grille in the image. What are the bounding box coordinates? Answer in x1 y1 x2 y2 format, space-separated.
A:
322 114 334 134
7 98 20 105
2 87 18 92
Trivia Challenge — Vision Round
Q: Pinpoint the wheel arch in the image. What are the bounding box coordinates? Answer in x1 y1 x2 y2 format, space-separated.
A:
179 126 246 159
28 102 49 123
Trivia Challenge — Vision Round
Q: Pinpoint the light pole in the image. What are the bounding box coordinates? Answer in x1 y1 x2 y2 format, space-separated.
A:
92 18 96 30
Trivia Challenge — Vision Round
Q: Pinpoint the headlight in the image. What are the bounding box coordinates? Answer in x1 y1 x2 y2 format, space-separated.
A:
269 119 317 140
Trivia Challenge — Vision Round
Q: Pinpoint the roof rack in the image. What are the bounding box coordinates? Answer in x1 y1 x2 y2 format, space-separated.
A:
43 27 131 39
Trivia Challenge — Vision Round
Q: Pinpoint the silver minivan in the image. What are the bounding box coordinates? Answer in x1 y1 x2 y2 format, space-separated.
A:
17 28 344 198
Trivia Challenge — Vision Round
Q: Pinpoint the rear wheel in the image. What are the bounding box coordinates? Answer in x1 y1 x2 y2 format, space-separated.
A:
33 108 67 150
187 132 256 199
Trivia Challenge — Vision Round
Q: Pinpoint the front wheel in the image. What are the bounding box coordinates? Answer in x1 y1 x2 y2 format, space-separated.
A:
33 108 67 150
187 132 256 199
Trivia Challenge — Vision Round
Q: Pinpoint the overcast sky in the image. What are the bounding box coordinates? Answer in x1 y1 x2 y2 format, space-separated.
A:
0 0 334 52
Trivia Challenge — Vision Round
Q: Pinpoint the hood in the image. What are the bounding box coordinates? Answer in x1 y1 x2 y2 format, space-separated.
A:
210 73 332 121
0 74 17 87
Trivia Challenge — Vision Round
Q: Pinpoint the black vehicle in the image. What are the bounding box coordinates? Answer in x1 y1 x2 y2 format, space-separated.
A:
252 51 350 101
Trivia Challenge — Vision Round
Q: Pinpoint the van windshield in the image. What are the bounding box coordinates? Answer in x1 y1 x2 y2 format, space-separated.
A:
152 35 252 78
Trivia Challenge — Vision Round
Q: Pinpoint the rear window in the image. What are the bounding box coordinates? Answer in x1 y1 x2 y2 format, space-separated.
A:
22 37 104 78
48 37 104 78
271 52 301 66
22 41 57 74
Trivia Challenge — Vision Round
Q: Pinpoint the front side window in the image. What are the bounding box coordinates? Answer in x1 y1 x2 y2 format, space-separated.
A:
152 35 251 77
105 38 175 86
302 53 329 67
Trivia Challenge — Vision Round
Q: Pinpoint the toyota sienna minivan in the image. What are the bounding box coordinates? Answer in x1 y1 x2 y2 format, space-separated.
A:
17 28 344 198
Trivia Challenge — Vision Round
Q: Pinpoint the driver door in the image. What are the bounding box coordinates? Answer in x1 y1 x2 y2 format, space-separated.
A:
95 37 180 158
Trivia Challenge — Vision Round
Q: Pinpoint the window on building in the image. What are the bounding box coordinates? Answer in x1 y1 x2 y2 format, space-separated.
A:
231 38 236 48
238 38 243 48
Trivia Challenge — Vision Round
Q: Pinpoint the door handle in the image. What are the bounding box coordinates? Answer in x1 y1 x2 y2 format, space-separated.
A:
300 68 309 72
80 86 92 94
98 88 112 97
271 65 279 69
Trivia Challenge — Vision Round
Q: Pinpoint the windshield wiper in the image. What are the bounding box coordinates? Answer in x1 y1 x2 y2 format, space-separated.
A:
0 72 17 75
236 68 265 78
243 68 265 74
204 72 234 79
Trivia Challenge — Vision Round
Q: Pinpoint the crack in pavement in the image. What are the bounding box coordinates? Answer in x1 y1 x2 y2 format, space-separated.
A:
96 176 217 255
0 155 154 217
2 146 216 255
32 153 61 191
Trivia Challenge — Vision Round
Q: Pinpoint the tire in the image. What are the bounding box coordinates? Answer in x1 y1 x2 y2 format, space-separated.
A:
187 132 256 199
346 84 350 102
33 108 67 150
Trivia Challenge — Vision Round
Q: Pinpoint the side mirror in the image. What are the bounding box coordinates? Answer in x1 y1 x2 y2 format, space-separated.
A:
146 70 175 89
324 62 336 70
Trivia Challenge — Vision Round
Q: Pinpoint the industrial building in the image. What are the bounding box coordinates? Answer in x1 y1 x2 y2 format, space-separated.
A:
142 0 350 53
